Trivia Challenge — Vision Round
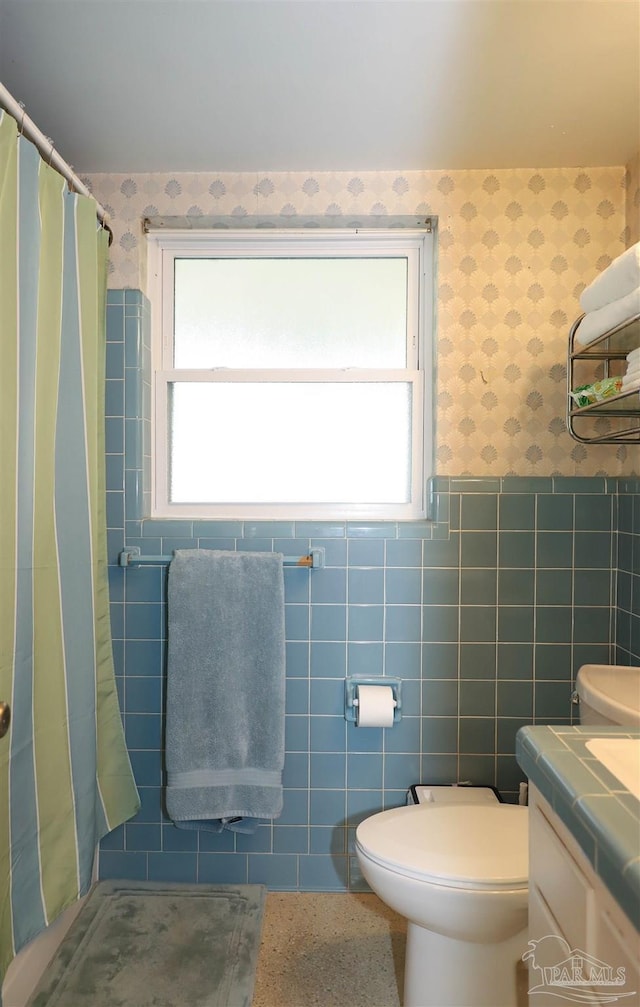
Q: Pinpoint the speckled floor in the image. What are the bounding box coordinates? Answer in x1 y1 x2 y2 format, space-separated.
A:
252 892 406 1007
252 892 531 1007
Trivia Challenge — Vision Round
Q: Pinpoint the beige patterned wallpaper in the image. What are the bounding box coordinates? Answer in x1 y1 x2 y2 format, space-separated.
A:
626 151 640 246
87 164 639 477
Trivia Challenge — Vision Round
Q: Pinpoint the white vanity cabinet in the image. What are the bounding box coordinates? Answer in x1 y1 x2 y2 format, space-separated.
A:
527 785 640 1005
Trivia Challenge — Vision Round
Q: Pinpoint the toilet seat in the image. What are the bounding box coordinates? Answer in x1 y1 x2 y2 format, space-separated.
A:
356 803 528 891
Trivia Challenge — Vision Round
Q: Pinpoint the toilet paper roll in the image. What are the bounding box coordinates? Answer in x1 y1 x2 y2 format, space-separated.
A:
356 685 395 728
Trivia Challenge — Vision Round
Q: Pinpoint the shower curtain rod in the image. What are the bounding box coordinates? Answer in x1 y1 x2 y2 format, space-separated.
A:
0 82 110 237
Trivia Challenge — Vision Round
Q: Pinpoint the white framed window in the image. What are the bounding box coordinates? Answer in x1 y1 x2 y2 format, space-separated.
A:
147 227 435 521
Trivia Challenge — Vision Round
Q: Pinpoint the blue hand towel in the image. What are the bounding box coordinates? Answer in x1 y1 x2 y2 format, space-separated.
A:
165 549 286 832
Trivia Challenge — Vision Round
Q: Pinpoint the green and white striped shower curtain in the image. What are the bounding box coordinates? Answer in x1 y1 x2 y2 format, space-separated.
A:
0 110 139 988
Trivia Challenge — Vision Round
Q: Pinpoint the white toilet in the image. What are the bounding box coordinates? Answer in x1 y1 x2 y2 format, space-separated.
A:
355 789 528 1007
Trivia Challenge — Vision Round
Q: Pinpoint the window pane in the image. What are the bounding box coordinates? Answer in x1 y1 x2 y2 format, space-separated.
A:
169 382 412 504
174 258 408 368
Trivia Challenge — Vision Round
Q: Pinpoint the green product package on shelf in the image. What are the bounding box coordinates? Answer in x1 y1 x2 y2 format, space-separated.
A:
570 376 623 408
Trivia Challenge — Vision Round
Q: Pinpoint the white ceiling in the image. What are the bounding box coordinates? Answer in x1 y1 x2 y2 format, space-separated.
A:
1 0 639 175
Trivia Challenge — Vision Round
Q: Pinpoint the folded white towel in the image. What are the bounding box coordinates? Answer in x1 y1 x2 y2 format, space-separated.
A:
624 366 640 383
574 287 640 346
621 373 640 391
580 242 640 313
627 346 640 365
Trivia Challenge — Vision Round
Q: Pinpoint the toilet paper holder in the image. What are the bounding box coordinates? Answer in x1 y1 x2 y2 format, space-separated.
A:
344 677 402 724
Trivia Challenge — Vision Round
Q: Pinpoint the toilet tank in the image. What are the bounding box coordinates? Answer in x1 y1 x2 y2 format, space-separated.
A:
575 664 640 727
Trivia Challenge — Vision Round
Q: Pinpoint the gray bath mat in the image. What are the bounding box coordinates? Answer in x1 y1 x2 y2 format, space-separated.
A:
26 880 266 1007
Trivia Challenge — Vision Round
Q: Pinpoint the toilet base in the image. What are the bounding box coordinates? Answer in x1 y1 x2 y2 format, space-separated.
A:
403 921 528 1007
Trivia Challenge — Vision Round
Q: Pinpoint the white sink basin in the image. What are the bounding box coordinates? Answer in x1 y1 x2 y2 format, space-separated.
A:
585 738 640 799
576 664 640 727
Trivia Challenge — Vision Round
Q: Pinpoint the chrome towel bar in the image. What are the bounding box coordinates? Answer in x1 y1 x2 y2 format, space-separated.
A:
118 547 324 569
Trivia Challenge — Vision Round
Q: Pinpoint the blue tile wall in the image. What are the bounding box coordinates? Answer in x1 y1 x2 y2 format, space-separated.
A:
616 478 640 665
102 290 633 891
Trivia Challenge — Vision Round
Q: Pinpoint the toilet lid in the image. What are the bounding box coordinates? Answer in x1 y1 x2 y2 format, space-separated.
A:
356 804 528 890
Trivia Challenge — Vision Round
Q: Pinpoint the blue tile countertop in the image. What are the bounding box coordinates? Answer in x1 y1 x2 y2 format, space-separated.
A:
516 724 640 931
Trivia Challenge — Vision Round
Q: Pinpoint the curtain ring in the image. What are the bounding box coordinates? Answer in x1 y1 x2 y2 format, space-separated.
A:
17 101 26 138
45 137 55 166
